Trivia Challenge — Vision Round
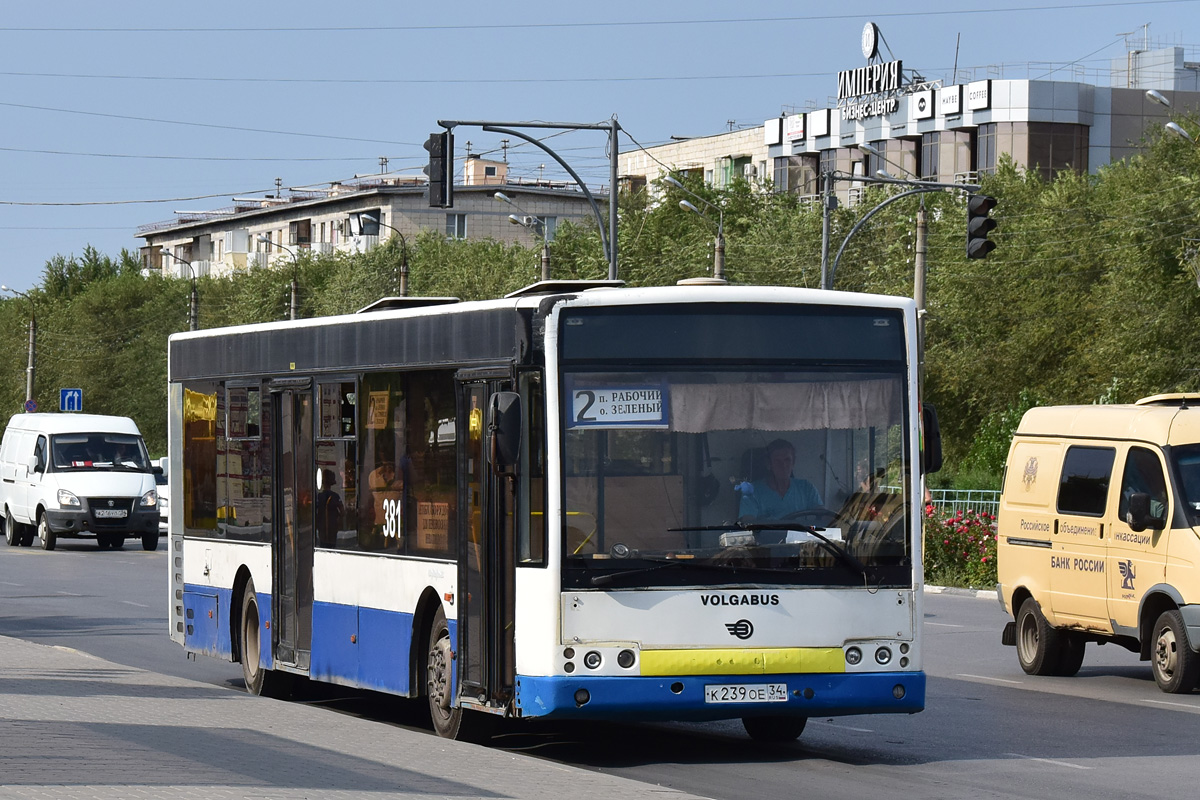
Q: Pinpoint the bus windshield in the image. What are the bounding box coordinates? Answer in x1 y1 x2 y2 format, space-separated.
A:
51 433 151 472
562 369 911 589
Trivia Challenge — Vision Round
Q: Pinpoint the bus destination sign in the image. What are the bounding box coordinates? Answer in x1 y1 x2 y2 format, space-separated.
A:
567 384 668 429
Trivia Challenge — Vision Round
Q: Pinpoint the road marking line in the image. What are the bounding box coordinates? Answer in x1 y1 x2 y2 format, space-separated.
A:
956 673 1023 684
925 622 964 627
810 720 874 732
1005 753 1090 770
120 600 148 608
1142 699 1200 712
55 591 82 596
0 581 23 586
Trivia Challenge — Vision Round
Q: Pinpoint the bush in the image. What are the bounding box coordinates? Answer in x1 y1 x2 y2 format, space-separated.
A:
923 505 997 589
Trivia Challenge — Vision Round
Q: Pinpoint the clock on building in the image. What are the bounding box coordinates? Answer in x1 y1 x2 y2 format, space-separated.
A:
861 22 878 60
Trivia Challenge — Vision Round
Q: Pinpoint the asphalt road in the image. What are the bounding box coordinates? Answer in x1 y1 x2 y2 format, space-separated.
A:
3 538 1199 799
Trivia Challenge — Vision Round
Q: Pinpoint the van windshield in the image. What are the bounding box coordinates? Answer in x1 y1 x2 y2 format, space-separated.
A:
50 433 150 472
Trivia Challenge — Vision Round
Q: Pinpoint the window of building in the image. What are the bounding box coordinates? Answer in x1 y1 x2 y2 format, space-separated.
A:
1057 446 1115 517
537 216 558 241
921 131 973 181
446 213 467 239
772 155 819 195
1027 122 1089 181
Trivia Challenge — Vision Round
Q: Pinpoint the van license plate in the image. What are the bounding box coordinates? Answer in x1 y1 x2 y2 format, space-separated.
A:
704 683 788 703
94 509 127 519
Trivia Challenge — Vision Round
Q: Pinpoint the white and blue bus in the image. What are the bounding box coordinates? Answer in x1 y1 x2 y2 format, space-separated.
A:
167 281 940 741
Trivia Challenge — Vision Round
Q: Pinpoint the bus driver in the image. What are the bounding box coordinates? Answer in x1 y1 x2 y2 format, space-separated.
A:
738 438 822 522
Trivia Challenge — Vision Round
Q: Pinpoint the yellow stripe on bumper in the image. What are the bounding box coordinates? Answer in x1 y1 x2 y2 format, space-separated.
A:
639 647 845 676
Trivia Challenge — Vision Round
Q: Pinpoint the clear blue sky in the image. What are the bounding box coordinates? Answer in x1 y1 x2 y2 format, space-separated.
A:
1 0 1199 293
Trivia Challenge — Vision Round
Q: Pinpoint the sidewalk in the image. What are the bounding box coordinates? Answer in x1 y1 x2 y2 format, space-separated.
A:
0 635 706 800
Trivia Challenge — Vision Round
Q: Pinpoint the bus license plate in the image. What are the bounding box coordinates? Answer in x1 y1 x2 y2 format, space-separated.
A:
94 509 127 519
704 683 788 704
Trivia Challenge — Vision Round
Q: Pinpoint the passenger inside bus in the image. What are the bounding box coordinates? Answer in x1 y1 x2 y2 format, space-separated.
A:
737 438 822 522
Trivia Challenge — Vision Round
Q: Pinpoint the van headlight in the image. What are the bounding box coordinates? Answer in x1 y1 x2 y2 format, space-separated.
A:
58 489 80 508
140 490 157 508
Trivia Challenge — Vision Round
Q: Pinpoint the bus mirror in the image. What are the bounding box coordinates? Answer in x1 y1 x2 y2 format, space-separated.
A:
490 391 523 474
921 403 943 474
1127 492 1152 532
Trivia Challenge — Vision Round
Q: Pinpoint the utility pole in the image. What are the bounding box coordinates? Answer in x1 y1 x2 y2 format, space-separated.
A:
914 198 928 386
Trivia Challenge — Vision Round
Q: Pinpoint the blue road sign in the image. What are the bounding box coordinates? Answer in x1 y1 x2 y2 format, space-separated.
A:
60 388 82 413
23 400 36 413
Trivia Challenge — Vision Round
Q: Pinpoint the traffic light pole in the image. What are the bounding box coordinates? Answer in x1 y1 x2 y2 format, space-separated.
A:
437 118 621 281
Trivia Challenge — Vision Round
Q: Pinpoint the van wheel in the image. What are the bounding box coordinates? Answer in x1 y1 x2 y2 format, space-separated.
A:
425 607 494 742
1054 633 1086 677
37 515 56 551
742 715 807 742
1151 610 1200 694
5 510 20 547
1016 598 1061 675
239 579 291 699
110 535 124 550
141 533 160 551
19 529 34 547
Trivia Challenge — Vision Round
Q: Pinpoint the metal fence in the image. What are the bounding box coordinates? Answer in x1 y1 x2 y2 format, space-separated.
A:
929 489 1001 518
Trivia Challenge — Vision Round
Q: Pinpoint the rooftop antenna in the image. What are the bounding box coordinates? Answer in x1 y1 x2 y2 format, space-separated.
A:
274 177 282 197
501 138 510 163
379 156 388 173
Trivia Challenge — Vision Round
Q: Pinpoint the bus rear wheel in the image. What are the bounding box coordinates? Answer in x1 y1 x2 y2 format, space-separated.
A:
425 607 494 742
239 579 290 699
742 715 807 742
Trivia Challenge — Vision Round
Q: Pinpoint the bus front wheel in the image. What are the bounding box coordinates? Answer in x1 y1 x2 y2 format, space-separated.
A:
425 607 494 742
742 715 807 742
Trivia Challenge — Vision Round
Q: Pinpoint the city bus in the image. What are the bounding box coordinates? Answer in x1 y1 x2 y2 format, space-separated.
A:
167 281 940 742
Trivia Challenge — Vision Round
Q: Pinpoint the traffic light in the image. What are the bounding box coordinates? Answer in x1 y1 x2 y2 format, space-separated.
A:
423 130 454 208
966 194 998 259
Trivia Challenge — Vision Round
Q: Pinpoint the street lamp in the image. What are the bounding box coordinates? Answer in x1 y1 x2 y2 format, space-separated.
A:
1146 89 1196 143
494 192 551 282
257 235 300 320
1 285 35 407
664 176 726 281
355 211 410 296
160 249 199 331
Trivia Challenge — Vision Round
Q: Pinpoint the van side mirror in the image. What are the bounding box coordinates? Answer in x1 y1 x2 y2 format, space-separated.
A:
921 403 943 474
25 455 40 474
1127 493 1151 532
489 391 522 475
1126 492 1166 532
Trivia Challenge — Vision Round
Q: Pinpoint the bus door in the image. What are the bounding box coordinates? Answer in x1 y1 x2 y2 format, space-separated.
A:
271 380 314 671
456 373 517 708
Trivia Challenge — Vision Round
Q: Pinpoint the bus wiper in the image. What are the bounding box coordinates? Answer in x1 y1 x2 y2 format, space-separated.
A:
742 522 870 581
590 558 684 586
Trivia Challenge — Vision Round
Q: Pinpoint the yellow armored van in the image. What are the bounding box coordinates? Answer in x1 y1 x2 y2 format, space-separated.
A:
997 394 1200 694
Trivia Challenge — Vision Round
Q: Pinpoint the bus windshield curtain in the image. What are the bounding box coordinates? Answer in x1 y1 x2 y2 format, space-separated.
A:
667 379 900 433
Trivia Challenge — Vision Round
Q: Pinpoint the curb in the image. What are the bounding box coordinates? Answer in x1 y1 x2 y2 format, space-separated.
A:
924 584 998 600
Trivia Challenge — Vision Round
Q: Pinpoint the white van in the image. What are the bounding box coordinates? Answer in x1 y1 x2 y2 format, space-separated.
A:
0 413 160 551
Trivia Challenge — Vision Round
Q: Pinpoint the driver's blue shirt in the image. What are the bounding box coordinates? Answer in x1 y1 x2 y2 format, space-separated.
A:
739 478 822 521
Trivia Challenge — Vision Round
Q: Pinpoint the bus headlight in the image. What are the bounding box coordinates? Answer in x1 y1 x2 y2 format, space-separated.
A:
584 651 602 669
875 647 893 665
845 646 863 666
58 489 80 508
